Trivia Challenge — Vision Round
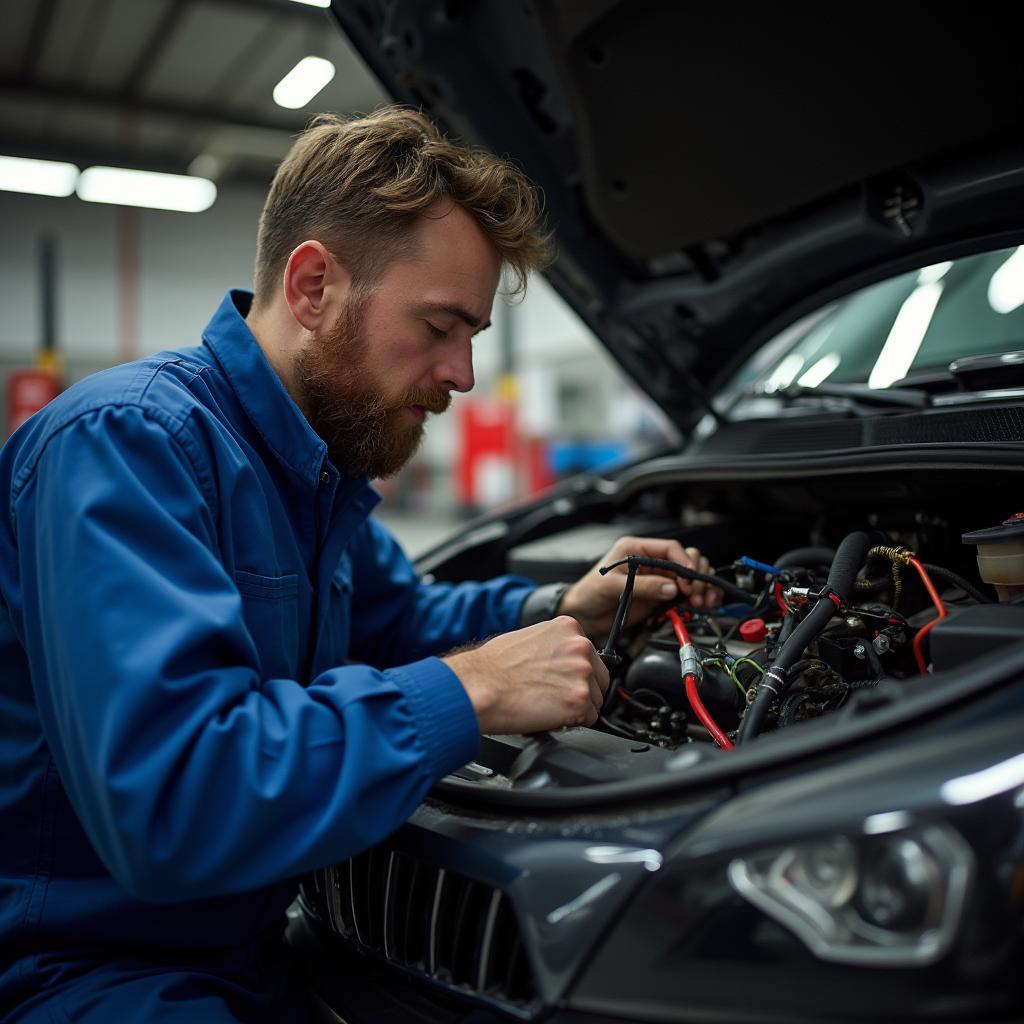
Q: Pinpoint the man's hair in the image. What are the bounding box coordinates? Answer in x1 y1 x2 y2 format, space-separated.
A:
252 106 553 308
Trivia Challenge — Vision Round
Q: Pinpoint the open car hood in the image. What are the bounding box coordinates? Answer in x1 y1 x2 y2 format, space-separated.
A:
331 1 1024 433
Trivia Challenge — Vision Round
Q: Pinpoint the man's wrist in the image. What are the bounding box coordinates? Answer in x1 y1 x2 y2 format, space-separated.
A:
517 582 571 627
441 647 494 729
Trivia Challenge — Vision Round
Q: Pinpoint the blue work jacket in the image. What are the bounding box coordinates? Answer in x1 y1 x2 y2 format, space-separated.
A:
0 290 533 1018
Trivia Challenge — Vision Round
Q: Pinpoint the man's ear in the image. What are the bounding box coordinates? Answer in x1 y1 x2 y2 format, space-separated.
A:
282 240 351 331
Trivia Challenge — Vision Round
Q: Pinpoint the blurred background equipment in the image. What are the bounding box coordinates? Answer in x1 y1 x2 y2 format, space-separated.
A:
0 0 675 554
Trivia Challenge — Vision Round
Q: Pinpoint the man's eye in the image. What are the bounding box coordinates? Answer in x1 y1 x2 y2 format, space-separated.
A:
425 321 448 339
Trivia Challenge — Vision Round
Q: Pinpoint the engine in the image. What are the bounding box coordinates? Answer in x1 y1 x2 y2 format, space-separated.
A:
499 483 1024 754
593 518 1024 751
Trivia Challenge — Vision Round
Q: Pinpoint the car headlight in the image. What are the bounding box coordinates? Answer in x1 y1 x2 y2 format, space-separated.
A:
727 822 973 966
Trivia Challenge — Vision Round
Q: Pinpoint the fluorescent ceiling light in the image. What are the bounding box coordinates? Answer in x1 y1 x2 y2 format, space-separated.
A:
0 155 79 197
988 246 1024 315
273 56 335 109
289 0 331 6
77 166 216 213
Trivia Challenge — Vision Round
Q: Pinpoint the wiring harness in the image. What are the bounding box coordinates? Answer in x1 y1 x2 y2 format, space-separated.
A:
594 532 983 750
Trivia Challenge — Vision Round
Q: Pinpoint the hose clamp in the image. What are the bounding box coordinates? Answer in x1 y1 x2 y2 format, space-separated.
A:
680 643 703 681
758 666 788 698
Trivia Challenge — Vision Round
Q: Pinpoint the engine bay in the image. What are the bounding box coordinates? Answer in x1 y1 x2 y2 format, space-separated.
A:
442 464 1024 790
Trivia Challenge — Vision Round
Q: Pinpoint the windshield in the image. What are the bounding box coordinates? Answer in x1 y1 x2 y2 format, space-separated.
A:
727 245 1024 394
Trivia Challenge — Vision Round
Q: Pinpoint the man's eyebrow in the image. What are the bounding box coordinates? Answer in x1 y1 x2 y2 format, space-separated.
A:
421 301 491 333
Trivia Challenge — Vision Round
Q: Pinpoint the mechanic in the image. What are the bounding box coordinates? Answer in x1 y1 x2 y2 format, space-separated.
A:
0 107 717 1022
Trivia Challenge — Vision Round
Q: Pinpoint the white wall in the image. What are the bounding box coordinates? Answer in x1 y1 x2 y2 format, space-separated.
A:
0 185 265 372
0 186 669 484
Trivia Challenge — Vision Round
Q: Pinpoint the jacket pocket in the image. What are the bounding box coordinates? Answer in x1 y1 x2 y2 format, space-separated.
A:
233 570 299 678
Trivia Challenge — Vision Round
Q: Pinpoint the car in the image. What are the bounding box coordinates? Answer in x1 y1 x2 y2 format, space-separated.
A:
285 4 1024 1022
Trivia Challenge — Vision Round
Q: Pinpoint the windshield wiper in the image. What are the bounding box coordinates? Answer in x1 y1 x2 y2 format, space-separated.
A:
777 382 931 408
947 350 1024 390
721 381 930 421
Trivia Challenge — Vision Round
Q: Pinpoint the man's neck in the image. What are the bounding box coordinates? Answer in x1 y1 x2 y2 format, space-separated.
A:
245 305 305 411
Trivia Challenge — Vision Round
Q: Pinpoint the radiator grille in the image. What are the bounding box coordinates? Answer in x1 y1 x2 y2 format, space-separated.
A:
303 848 537 1010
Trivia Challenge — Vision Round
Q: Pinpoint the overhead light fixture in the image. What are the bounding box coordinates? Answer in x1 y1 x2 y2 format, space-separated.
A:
273 56 336 109
77 166 217 213
289 0 331 6
0 155 79 197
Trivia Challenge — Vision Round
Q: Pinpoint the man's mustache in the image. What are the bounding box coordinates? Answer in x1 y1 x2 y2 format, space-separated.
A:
401 388 451 416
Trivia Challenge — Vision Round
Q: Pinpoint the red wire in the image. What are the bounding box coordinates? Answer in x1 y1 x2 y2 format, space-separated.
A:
685 675 734 750
666 608 734 750
667 607 691 646
774 581 788 615
908 557 947 674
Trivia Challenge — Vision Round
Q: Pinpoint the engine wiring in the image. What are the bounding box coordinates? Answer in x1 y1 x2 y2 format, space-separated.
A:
592 528 992 751
666 608 734 750
908 556 947 674
731 656 765 690
701 656 750 695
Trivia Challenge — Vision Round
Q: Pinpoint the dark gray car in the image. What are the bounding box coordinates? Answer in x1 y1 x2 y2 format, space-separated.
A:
287 4 1024 1021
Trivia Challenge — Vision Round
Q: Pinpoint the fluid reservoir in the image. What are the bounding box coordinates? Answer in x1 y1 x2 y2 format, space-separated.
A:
962 513 1024 601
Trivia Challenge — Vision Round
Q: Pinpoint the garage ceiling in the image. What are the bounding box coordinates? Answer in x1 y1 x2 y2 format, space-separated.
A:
0 0 390 188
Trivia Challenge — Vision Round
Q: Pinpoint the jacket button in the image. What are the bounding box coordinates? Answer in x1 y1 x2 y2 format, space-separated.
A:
320 471 329 484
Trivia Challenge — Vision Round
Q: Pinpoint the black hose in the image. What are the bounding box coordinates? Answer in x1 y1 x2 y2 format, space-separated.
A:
600 556 756 605
599 714 642 740
737 531 872 743
775 546 835 569
921 563 994 604
775 613 797 650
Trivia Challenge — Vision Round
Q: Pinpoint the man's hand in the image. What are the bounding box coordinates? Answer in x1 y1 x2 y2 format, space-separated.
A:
559 536 721 639
443 617 609 734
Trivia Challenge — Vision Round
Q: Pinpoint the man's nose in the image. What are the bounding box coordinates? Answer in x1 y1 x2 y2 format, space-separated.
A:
433 339 475 393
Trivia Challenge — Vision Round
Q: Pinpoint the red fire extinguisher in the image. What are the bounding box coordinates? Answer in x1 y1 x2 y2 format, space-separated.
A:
7 363 61 436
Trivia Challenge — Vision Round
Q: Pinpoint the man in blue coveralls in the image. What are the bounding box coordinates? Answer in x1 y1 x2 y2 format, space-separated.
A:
0 108 716 1022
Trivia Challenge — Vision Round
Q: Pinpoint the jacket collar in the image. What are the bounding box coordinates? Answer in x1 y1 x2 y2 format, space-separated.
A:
202 289 329 487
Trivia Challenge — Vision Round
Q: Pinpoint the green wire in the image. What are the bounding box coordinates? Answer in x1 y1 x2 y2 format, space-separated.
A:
733 656 765 675
731 656 765 695
728 665 747 695
703 656 748 696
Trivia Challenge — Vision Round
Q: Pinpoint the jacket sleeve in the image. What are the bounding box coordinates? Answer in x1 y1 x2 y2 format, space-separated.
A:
346 516 536 668
11 405 479 902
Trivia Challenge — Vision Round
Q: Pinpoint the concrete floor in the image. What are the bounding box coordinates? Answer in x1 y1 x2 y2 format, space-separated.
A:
374 508 463 560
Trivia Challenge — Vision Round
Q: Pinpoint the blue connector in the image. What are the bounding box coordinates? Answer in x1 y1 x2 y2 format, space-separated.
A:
736 555 783 577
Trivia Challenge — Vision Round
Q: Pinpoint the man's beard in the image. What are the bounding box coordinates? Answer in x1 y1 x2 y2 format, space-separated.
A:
294 298 451 479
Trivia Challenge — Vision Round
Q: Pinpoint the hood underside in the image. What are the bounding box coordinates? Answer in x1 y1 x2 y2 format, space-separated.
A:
332 1 1024 430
